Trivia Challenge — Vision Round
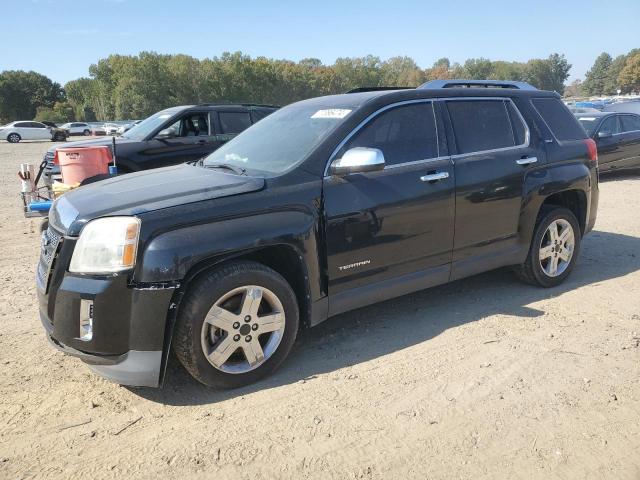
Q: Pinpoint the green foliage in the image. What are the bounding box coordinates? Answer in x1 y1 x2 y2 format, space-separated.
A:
524 54 571 94
0 70 63 123
618 53 640 93
3 50 635 122
582 49 640 95
34 101 74 123
583 52 613 95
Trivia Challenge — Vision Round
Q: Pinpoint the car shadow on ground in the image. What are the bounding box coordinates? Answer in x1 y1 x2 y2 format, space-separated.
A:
599 169 640 182
132 229 640 405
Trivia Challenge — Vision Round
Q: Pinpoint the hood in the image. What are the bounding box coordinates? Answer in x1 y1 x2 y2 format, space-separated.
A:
46 136 139 155
49 164 265 235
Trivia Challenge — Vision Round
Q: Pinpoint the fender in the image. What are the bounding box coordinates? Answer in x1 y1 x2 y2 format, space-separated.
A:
519 159 592 258
135 209 323 301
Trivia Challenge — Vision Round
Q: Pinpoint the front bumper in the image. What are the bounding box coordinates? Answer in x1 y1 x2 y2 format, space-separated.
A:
39 271 175 387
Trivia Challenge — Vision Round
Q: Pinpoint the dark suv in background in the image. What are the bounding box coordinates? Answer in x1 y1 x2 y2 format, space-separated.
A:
38 80 598 389
42 103 278 185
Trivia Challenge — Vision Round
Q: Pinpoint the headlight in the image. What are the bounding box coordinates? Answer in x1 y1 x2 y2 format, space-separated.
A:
69 217 141 274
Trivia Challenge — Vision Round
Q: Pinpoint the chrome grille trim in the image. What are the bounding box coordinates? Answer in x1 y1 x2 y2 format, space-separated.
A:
36 226 63 292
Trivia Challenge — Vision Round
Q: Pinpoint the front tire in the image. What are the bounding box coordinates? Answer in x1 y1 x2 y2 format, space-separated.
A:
173 261 299 388
83 129 91 136
7 133 20 143
515 207 581 287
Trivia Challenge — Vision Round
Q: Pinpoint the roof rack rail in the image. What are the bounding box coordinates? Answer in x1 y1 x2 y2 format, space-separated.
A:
419 79 537 91
346 86 415 93
196 102 281 108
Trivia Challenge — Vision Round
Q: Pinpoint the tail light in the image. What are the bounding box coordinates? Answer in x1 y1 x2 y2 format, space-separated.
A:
584 138 598 164
53 150 59 165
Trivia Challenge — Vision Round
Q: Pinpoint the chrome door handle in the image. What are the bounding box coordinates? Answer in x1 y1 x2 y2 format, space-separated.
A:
420 172 449 182
516 157 538 165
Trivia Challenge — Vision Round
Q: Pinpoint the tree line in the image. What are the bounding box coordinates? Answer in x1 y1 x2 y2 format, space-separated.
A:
572 49 640 97
0 49 631 124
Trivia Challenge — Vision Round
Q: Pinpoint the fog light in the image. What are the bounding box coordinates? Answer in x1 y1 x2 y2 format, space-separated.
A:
79 299 93 341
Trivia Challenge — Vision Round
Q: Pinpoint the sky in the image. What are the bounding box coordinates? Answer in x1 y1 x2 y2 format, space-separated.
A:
1 0 638 86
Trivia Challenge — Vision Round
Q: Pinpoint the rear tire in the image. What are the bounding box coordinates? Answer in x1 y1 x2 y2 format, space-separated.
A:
514 206 581 287
173 260 299 388
7 133 20 143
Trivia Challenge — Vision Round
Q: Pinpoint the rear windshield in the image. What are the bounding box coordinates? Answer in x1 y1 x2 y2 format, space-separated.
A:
531 98 587 141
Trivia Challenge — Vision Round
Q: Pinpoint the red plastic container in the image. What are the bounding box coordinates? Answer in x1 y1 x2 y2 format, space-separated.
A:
55 146 112 184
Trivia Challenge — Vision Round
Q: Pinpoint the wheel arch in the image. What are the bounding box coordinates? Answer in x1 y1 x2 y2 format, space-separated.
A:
539 189 588 234
178 244 312 329
155 244 312 387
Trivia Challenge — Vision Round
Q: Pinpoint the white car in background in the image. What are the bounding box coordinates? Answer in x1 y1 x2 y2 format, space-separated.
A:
60 122 92 136
116 120 141 135
103 123 120 135
0 121 53 143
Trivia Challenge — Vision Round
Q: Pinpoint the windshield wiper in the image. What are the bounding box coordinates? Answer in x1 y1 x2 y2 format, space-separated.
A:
203 162 247 175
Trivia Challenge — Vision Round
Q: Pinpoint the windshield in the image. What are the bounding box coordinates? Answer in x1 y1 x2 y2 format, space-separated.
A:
122 108 181 141
577 117 600 135
202 104 353 176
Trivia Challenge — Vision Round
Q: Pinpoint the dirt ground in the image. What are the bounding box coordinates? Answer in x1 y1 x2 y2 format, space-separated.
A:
0 140 639 480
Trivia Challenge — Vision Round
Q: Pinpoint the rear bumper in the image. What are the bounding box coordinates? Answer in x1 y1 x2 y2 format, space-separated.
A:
39 272 175 387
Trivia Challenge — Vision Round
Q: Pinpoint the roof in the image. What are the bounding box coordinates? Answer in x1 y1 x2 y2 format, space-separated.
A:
288 85 559 112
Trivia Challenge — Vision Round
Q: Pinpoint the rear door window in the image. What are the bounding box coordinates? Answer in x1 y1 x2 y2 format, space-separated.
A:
531 98 587 141
599 116 621 135
219 111 252 134
620 115 640 132
446 100 516 154
342 102 439 166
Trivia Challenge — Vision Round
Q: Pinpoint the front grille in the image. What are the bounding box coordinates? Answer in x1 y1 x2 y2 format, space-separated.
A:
36 226 63 292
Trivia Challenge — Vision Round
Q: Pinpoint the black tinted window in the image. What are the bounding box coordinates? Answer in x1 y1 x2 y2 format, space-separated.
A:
167 113 209 137
620 115 640 132
599 116 621 135
15 122 30 127
447 100 515 154
531 98 587 141
343 102 438 166
219 111 251 134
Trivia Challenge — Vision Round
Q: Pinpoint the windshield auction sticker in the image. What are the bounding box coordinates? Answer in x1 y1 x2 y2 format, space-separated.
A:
311 109 352 119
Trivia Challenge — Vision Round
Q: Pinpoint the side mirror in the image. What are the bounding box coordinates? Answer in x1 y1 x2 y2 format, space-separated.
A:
155 128 175 139
597 131 613 139
330 147 386 176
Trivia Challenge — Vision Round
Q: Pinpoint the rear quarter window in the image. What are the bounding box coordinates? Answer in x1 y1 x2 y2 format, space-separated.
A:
531 98 587 141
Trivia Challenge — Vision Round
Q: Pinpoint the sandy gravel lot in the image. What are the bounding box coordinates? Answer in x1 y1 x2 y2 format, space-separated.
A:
0 141 639 480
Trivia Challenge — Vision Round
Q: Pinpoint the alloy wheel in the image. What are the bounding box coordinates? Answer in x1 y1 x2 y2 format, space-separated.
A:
200 285 286 374
539 219 575 277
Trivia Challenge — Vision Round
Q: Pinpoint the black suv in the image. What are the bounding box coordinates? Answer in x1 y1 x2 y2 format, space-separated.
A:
42 104 278 185
38 80 598 388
